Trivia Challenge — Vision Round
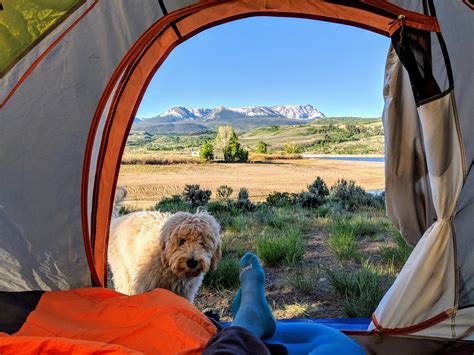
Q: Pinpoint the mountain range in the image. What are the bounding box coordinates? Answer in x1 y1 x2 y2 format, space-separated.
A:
133 104 326 134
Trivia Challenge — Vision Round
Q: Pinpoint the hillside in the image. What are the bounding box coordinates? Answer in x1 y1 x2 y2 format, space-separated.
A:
240 117 384 154
125 117 384 156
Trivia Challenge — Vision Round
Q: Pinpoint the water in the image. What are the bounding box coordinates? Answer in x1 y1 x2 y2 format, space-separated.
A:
304 155 384 163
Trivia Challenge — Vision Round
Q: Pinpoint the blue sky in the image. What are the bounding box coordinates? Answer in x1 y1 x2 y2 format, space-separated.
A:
136 17 390 119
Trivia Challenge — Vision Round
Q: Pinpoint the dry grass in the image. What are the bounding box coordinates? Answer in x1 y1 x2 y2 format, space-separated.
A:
118 158 384 209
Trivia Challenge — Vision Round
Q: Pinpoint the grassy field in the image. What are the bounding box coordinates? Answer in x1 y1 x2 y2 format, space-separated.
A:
240 117 384 154
116 178 410 321
118 158 384 210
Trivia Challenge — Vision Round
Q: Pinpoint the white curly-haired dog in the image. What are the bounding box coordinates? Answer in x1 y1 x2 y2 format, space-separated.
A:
108 210 221 302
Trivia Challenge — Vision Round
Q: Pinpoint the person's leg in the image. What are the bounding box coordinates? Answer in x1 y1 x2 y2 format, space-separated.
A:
231 253 276 339
203 253 281 355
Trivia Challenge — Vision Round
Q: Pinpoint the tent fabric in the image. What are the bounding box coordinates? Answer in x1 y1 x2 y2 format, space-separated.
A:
0 0 84 77
382 46 435 245
0 0 473 345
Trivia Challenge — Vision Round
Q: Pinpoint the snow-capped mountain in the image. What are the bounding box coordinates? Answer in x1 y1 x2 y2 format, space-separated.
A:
272 104 324 120
156 104 325 121
159 106 211 120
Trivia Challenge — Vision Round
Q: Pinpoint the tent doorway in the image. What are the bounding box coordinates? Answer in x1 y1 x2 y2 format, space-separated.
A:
114 15 390 322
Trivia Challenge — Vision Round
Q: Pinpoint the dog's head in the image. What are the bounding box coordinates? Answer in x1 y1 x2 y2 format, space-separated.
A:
160 211 221 278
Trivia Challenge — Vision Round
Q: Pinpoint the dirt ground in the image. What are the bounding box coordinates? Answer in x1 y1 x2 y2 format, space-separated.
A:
118 158 384 210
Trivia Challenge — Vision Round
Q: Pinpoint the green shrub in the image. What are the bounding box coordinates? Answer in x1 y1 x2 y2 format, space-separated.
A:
153 195 192 213
284 141 301 154
235 188 254 211
266 192 296 207
227 215 249 233
200 140 214 161
350 216 387 238
182 184 211 208
256 227 305 267
207 200 236 215
256 141 269 154
329 179 370 212
203 258 240 290
316 205 331 217
326 262 394 317
216 185 233 200
367 192 385 210
327 219 361 262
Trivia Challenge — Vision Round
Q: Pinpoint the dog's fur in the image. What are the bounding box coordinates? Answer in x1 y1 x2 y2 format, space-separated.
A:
108 210 221 302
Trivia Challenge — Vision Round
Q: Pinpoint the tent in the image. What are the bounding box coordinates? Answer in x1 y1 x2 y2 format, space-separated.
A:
1 0 473 353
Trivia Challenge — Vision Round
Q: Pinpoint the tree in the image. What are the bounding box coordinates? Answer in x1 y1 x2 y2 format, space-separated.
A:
200 140 214 161
256 141 268 154
284 141 301 154
215 126 248 162
215 126 234 161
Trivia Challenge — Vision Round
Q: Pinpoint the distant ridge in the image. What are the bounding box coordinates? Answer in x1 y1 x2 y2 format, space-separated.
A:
154 104 325 121
133 104 326 134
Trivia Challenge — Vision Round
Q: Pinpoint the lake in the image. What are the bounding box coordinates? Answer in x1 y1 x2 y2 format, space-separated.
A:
303 155 384 163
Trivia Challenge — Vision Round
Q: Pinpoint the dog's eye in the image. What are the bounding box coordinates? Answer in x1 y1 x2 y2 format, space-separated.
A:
179 239 185 246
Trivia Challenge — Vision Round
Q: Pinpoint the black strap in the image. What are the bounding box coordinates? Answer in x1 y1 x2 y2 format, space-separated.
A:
158 0 182 39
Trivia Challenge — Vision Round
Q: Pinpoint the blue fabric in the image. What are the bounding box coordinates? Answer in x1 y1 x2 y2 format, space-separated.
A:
265 322 365 355
222 319 369 354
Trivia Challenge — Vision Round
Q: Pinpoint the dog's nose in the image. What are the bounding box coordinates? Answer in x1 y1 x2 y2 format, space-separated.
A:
186 258 198 269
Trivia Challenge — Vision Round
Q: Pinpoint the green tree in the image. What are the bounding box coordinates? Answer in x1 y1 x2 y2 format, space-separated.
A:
284 141 301 154
200 140 214 161
215 126 248 162
215 126 234 161
256 141 268 154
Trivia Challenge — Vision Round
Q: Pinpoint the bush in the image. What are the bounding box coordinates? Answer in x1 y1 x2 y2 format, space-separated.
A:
256 141 269 154
235 188 254 211
308 177 329 198
329 179 370 212
203 258 240 290
326 261 394 317
216 185 233 200
153 195 192 213
367 191 385 210
266 192 297 207
182 184 211 208
284 141 301 154
200 140 214 161
256 227 305 267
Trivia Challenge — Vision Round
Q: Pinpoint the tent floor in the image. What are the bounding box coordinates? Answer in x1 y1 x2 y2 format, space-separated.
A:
223 319 474 354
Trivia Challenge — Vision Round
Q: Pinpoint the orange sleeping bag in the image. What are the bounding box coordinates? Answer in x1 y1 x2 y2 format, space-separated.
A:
0 288 217 354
